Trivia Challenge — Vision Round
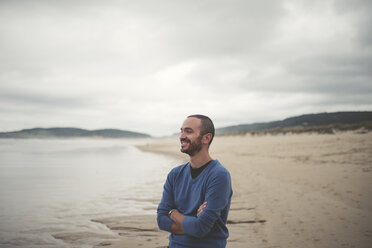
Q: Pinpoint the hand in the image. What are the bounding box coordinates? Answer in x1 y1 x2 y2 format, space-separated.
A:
197 201 207 217
169 209 186 235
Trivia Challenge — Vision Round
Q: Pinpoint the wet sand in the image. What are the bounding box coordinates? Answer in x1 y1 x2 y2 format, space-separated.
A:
93 131 372 248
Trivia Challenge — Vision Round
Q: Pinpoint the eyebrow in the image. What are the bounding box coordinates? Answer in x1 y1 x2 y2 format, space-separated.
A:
181 127 193 132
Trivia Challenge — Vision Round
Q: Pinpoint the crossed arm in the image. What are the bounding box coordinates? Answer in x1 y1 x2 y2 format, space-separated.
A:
157 168 231 238
169 201 207 234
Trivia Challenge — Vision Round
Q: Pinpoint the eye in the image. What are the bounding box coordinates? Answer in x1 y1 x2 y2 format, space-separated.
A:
181 128 193 134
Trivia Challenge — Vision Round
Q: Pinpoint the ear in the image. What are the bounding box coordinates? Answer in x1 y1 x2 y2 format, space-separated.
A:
202 133 212 145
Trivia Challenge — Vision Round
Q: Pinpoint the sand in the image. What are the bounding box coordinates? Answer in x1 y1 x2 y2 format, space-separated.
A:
93 131 372 248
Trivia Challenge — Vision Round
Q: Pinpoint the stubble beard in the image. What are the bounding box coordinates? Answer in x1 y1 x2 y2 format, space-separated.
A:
181 135 203 157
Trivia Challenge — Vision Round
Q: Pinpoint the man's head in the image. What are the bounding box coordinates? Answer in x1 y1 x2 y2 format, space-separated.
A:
187 114 215 145
180 114 215 156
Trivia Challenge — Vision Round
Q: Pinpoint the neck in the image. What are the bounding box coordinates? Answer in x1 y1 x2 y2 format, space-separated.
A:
189 150 213 169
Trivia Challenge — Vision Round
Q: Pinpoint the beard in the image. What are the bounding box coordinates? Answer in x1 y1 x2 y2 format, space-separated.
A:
181 135 203 156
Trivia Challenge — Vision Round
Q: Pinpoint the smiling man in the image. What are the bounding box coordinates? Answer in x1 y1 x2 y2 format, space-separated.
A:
157 114 233 248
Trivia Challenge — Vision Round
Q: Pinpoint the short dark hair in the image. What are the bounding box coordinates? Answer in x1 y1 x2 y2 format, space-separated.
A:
187 114 215 145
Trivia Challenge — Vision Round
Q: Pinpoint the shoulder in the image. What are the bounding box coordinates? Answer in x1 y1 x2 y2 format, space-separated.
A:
210 160 230 175
167 162 189 179
205 160 232 192
208 160 231 181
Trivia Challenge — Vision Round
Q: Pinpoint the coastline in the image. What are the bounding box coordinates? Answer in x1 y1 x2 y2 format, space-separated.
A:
94 132 372 248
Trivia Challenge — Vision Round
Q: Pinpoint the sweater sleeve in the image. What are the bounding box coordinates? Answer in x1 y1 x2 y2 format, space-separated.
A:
157 171 175 233
182 170 231 238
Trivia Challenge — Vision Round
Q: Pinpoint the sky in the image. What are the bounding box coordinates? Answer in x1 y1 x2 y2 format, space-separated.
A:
0 0 371 137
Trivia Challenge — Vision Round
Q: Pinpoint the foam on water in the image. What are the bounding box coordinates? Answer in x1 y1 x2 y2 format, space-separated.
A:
0 138 180 247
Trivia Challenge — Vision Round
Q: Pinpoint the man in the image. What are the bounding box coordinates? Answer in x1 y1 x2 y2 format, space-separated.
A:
157 114 233 248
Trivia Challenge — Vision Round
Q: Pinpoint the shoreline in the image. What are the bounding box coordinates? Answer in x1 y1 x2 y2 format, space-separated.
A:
94 131 372 248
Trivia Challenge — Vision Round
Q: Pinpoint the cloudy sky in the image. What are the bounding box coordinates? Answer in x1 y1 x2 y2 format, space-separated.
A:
0 0 371 136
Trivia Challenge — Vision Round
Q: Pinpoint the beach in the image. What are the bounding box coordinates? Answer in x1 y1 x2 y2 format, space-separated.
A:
93 131 372 248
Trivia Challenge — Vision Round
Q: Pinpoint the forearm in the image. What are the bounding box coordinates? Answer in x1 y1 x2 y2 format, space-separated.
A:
171 221 185 234
157 212 173 232
169 209 186 234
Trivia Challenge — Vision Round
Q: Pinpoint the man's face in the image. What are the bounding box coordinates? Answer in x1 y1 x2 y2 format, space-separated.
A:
180 117 203 156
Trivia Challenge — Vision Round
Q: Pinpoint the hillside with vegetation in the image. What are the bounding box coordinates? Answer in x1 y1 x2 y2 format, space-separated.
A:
0 127 151 139
216 111 372 135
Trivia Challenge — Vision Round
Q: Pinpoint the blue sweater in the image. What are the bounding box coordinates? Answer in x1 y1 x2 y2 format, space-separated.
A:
157 160 233 248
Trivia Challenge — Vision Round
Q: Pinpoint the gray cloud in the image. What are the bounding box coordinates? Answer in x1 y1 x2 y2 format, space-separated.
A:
0 91 88 108
276 53 371 97
0 0 371 135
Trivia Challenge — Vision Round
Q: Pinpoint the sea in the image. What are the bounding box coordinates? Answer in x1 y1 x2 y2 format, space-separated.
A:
0 138 181 248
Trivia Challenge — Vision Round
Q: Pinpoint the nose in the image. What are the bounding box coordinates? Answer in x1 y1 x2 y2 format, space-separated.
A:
180 131 186 140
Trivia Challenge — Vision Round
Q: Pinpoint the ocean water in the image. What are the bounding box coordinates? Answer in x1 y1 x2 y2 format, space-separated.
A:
0 138 181 248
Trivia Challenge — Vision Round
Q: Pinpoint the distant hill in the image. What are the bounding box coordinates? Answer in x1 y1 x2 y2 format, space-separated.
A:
0 127 151 139
216 111 372 135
